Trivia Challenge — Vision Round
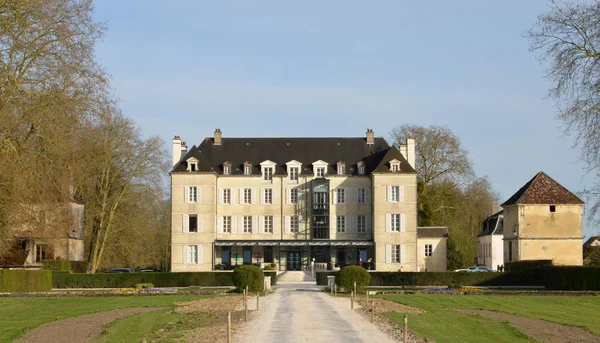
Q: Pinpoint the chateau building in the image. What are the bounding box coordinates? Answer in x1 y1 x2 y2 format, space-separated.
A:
170 129 421 272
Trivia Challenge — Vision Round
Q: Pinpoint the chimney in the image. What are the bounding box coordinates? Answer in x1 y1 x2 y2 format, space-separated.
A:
173 136 182 167
181 141 188 158
214 128 222 146
406 135 415 169
400 144 407 160
366 129 374 145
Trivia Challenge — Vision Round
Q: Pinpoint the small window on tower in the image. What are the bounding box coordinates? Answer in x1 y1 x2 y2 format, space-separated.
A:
549 205 556 213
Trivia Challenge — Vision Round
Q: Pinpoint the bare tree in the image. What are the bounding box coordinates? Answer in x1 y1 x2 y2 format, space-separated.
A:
390 124 474 186
528 0 600 223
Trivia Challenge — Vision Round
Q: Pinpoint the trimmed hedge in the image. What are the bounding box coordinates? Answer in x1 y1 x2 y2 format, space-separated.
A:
316 267 600 291
42 259 87 273
233 266 264 293
504 260 553 272
0 270 53 292
335 266 371 291
52 271 277 289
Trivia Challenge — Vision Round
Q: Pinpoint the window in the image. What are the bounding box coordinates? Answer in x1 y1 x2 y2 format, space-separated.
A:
316 167 325 177
290 216 299 233
264 246 274 263
336 188 346 204
243 247 252 264
222 189 231 204
290 167 299 181
243 216 252 233
336 215 346 233
337 164 345 174
243 188 252 204
187 159 198 172
244 165 252 175
223 216 231 233
263 189 273 204
187 245 198 264
389 186 401 202
221 247 231 264
424 244 433 257
290 189 298 204
392 164 399 172
189 163 197 172
391 245 401 263
358 165 365 175
391 214 401 232
264 216 273 233
263 167 273 181
357 215 367 233
549 205 556 213
357 188 367 204
185 186 198 203
35 244 51 262
224 165 231 175
189 215 198 233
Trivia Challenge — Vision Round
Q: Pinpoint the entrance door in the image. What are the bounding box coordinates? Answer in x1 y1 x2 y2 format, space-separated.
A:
287 252 301 270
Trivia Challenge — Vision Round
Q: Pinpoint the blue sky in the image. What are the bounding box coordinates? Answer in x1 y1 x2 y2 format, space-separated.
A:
93 1 597 237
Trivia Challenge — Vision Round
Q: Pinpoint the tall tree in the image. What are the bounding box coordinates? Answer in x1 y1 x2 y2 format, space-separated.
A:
528 0 600 224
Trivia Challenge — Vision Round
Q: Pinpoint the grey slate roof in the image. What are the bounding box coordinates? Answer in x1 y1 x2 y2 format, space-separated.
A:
417 227 448 238
502 172 584 206
172 137 416 175
478 210 504 237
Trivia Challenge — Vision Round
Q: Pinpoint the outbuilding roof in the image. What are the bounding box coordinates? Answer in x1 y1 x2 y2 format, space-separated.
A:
501 172 584 206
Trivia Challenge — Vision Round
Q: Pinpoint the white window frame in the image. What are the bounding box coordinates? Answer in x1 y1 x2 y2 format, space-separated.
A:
336 188 346 204
185 186 198 203
188 214 199 233
244 165 252 175
290 216 299 233
222 188 231 204
185 245 199 264
186 157 199 172
243 216 252 233
290 167 299 181
263 188 273 204
312 160 328 178
357 215 366 233
424 244 433 257
391 214 401 232
223 165 231 175
388 186 403 203
356 188 367 204
243 188 252 204
223 216 231 233
336 215 346 233
391 245 401 263
286 160 302 183
358 165 365 175
263 167 273 182
264 216 273 233
316 167 325 177
389 159 401 172
337 164 345 175
290 189 299 204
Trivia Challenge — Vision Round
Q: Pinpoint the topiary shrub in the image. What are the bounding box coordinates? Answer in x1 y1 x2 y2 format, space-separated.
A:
335 266 370 292
232 265 264 293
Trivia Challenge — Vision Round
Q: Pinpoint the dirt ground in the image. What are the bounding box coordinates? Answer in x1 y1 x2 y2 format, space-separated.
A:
14 307 165 343
176 296 249 343
355 297 430 343
456 309 600 343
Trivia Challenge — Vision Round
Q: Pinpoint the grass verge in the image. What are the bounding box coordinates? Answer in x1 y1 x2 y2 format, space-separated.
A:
0 295 210 343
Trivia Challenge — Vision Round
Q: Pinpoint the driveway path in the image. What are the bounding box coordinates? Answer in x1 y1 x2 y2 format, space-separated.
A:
235 274 395 343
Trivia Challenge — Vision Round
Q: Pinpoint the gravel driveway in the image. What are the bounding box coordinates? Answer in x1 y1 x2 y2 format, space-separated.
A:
235 279 395 343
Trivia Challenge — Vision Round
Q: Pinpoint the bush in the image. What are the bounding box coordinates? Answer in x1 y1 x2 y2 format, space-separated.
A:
335 266 371 292
0 270 52 292
232 266 264 293
42 259 87 273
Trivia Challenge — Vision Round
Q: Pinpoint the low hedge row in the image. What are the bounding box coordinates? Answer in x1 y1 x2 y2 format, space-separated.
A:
317 267 600 290
42 259 87 273
0 270 52 292
53 271 278 289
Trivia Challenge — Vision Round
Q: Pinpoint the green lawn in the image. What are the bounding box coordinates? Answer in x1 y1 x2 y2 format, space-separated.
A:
0 295 209 343
382 294 600 342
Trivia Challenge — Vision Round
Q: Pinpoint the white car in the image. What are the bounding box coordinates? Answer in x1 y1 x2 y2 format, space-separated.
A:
453 269 469 272
467 266 494 272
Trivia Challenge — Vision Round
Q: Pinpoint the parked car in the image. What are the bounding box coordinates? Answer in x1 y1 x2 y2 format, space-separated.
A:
467 266 494 272
138 269 159 273
453 269 469 272
104 268 135 273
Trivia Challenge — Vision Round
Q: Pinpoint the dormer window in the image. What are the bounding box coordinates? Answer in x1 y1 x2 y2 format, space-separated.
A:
186 157 199 172
357 161 365 175
223 161 231 175
260 160 276 183
243 161 252 175
312 160 328 178
337 161 345 175
286 160 302 183
389 159 401 172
